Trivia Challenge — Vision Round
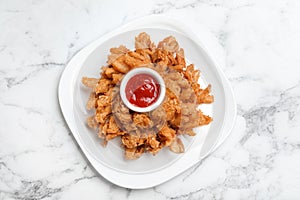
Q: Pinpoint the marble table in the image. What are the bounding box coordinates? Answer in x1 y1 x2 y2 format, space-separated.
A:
1 0 300 199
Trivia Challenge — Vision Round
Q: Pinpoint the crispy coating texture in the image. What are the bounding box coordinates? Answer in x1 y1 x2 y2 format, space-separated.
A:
135 32 156 50
133 113 153 129
169 137 185 153
157 36 179 53
82 32 214 160
107 45 129 65
158 125 176 146
82 77 98 88
86 92 96 110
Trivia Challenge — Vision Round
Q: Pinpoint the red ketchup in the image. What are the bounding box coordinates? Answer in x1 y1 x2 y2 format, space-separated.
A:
125 73 160 108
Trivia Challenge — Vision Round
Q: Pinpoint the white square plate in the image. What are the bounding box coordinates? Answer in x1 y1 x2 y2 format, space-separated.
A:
58 15 236 189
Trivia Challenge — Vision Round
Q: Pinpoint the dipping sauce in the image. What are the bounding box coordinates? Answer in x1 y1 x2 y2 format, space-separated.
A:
125 73 160 108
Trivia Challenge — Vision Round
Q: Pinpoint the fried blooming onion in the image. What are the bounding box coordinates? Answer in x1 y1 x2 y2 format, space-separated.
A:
82 32 214 160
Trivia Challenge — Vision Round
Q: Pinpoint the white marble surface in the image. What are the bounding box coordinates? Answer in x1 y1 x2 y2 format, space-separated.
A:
1 0 300 199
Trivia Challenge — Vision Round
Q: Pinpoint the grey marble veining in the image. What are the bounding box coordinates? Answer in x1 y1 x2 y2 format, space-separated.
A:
1 0 300 199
